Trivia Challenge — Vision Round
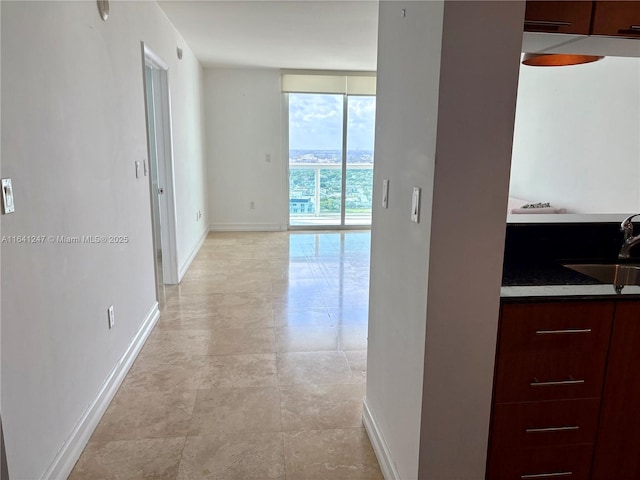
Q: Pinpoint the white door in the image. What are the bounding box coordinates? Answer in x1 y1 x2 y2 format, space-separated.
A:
143 45 179 301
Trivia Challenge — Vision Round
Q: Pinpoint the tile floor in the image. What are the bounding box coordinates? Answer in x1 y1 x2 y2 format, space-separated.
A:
70 231 382 480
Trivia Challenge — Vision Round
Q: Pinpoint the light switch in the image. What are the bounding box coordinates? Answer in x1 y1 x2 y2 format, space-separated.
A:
411 187 420 223
135 161 141 179
1 178 15 214
382 179 389 208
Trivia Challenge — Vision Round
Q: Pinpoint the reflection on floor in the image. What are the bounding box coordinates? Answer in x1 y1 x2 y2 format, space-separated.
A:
70 231 382 479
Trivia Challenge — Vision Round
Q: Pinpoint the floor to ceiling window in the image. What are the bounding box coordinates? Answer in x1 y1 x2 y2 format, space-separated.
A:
285 74 376 228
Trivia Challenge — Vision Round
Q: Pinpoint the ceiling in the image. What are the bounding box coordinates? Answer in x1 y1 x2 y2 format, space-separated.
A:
157 1 379 71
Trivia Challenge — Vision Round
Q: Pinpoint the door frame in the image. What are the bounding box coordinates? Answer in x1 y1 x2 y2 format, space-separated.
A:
141 43 179 286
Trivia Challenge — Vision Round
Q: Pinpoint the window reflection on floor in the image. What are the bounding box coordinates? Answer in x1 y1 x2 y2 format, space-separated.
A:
70 231 382 480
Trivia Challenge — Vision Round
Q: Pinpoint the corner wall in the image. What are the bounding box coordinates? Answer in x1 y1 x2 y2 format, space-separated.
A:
204 68 285 231
366 1 524 478
1 1 206 477
511 56 640 213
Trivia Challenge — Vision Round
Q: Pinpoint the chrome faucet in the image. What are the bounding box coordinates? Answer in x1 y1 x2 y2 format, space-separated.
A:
618 213 640 259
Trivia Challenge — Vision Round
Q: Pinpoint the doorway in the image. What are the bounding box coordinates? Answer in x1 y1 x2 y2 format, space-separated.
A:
142 44 179 304
287 93 376 228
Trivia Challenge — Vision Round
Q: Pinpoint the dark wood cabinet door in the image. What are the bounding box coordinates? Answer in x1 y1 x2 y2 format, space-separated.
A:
592 1 640 37
525 1 593 34
591 301 640 480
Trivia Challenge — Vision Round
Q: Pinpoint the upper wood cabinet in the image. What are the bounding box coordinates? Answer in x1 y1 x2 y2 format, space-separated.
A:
525 1 593 35
525 1 640 37
591 1 640 37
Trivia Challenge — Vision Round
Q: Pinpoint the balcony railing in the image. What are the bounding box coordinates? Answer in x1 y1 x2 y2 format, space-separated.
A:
289 163 373 226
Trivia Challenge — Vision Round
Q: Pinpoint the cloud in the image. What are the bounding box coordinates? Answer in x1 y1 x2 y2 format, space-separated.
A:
288 93 376 152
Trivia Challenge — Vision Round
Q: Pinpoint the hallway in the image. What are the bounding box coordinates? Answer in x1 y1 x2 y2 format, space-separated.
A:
70 231 382 479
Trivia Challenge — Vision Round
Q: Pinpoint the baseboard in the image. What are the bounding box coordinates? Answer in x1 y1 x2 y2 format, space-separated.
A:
209 223 284 232
363 397 401 480
41 303 160 480
178 227 209 282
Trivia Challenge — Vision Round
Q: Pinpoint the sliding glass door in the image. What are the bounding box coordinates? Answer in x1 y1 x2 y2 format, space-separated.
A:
288 93 375 228
345 95 375 226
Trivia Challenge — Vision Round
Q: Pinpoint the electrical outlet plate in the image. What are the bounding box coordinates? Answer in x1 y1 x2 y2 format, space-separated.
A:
108 305 115 329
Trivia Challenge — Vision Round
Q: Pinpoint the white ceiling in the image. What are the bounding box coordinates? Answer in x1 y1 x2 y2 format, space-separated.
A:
157 1 379 71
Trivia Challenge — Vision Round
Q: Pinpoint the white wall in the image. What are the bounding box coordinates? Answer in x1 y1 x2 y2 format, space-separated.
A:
0 1 206 478
511 56 640 213
367 1 523 478
204 68 285 231
172 44 209 273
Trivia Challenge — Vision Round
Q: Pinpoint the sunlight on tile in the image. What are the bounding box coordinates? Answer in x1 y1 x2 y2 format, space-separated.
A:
70 231 381 478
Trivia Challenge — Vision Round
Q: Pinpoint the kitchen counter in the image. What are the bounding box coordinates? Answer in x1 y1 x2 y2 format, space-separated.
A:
501 283 640 301
501 262 640 301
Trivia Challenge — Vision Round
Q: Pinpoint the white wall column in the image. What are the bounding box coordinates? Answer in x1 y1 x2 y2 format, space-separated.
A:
366 2 525 479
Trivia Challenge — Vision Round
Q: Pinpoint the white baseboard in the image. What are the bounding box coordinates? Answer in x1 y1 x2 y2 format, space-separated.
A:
363 397 401 480
209 223 284 232
178 227 209 282
41 303 160 480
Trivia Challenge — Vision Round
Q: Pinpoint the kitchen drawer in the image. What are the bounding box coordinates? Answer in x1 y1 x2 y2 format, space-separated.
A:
498 302 613 355
494 349 607 402
490 399 600 450
487 444 593 480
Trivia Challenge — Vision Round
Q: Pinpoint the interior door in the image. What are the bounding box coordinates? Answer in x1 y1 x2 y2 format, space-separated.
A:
144 64 165 301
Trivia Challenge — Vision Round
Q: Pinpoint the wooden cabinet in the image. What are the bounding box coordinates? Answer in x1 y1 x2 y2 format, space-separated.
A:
591 301 640 479
525 1 593 35
591 1 640 37
524 1 640 37
488 301 613 480
488 300 640 480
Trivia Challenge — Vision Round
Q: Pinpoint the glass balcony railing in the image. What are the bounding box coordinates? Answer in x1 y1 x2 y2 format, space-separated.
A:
289 163 373 226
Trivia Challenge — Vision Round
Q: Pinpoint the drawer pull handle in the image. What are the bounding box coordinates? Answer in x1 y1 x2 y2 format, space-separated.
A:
526 425 580 433
630 25 640 31
524 20 572 27
530 377 585 387
521 472 573 479
536 328 591 335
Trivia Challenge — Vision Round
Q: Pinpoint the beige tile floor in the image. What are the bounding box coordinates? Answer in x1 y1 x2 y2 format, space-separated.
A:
70 231 382 480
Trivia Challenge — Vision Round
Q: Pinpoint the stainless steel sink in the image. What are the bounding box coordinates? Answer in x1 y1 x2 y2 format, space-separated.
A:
563 263 640 286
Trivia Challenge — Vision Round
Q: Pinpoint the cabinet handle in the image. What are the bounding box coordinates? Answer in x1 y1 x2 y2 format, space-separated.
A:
618 26 640 35
530 377 585 387
524 20 572 28
521 473 573 479
526 425 579 433
535 328 591 335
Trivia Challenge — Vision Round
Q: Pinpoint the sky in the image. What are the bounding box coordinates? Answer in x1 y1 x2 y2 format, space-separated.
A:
289 93 376 151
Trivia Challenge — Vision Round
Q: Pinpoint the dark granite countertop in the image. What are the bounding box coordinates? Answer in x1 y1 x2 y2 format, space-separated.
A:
500 261 640 302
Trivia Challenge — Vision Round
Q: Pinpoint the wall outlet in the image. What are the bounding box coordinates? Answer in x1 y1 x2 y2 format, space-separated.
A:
250 201 255 210
107 305 115 329
265 153 271 163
